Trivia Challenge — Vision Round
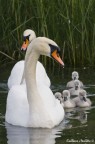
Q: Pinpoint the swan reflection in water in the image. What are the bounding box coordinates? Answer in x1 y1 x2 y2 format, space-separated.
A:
5 120 70 144
5 107 91 144
65 107 91 125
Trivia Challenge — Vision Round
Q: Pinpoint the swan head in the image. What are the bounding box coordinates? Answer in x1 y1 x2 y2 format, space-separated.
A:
79 90 87 102
21 29 36 50
27 37 64 66
72 71 79 80
74 80 80 90
62 90 70 101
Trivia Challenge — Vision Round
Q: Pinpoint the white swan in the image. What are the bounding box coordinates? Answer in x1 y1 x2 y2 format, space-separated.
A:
5 37 64 128
66 71 83 88
73 89 92 107
62 90 76 108
8 29 50 89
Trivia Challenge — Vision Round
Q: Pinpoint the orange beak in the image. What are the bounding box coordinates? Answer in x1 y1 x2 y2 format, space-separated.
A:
51 50 64 67
21 39 29 50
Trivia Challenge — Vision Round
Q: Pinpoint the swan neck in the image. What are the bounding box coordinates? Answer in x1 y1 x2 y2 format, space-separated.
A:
25 51 40 102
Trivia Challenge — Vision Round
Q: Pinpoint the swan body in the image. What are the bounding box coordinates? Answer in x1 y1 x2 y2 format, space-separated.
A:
66 71 83 88
73 90 91 107
8 60 50 88
8 61 25 88
62 90 76 108
8 29 50 89
5 37 64 128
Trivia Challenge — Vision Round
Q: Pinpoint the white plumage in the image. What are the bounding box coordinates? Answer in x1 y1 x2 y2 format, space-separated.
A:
62 90 76 108
73 89 91 107
5 37 64 128
7 29 50 89
66 71 83 88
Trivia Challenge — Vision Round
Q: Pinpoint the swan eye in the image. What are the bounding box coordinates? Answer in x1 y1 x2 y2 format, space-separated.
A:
49 44 60 55
49 44 64 66
23 34 30 41
21 35 30 50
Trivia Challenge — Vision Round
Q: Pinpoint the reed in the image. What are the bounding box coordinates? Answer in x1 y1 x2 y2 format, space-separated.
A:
0 0 95 67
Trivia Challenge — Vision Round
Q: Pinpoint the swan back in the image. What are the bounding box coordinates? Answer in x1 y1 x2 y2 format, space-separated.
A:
7 61 25 89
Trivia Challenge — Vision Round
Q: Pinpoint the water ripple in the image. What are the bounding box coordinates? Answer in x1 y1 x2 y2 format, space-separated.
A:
0 82 8 91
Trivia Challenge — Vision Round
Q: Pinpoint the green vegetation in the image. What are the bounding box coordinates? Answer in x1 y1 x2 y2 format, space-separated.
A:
0 0 95 67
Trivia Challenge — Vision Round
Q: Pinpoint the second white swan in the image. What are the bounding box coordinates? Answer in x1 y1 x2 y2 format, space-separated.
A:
8 29 50 89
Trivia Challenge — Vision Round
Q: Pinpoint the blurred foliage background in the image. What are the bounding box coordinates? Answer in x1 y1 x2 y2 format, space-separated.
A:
0 0 95 67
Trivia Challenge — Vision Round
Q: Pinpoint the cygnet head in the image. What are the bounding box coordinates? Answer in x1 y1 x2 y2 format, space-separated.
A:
55 92 62 100
25 37 64 66
21 29 36 50
74 80 80 90
72 71 79 80
62 90 70 101
79 90 87 102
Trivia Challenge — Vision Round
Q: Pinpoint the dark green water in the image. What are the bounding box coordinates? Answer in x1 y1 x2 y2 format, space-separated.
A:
0 63 95 144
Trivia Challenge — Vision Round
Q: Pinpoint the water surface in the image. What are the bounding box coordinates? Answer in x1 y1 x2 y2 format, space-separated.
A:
0 63 95 144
